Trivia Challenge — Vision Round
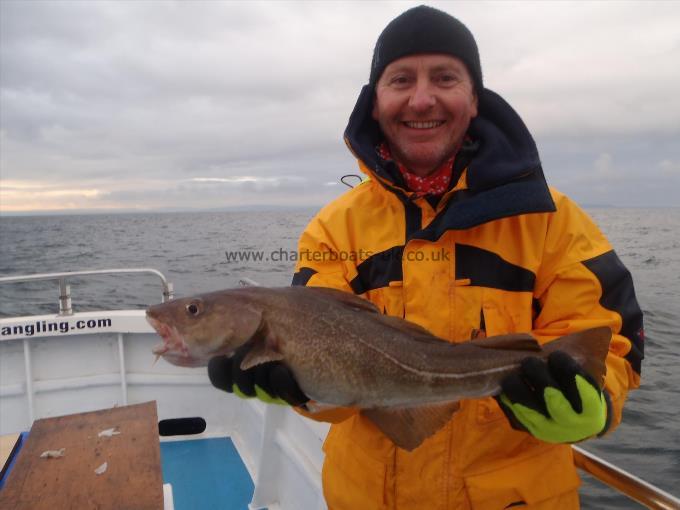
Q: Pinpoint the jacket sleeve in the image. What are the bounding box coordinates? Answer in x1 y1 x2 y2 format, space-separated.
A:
291 213 356 292
531 192 643 433
291 212 359 424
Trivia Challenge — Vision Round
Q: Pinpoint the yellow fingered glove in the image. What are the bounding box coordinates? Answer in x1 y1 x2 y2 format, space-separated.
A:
498 351 611 443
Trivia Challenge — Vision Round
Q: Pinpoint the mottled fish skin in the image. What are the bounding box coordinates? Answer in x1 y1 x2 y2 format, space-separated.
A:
146 286 612 450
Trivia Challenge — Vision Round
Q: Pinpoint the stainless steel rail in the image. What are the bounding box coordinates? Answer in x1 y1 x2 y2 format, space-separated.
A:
573 446 680 510
0 268 173 315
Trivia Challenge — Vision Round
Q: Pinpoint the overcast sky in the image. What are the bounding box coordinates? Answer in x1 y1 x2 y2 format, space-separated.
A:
1 0 679 213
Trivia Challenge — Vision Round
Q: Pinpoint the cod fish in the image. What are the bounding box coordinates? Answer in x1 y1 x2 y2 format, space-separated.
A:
146 286 611 450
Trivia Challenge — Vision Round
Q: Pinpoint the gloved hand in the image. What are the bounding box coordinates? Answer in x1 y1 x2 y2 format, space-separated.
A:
208 343 309 407
498 351 611 443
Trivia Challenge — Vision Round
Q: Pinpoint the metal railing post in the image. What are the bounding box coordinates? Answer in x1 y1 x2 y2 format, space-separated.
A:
163 282 174 302
58 278 73 316
23 339 34 423
118 333 128 406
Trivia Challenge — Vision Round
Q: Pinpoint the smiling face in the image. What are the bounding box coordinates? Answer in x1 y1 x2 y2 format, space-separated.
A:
372 54 478 177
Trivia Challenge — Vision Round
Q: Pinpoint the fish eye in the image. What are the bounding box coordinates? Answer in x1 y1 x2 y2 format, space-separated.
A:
185 300 202 317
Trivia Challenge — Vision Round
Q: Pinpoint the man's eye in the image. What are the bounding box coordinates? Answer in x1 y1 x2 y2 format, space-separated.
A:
390 76 411 86
438 74 459 84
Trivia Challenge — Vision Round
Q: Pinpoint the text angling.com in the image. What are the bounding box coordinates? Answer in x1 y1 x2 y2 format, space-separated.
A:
2 318 113 337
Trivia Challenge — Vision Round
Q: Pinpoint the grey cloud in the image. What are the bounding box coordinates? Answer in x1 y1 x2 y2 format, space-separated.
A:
103 175 347 210
539 134 680 207
2 1 679 211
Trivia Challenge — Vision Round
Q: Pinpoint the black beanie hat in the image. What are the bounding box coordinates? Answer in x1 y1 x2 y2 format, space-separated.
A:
369 5 483 95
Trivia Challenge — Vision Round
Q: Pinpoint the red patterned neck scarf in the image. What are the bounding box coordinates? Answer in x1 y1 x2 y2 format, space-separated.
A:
376 142 454 197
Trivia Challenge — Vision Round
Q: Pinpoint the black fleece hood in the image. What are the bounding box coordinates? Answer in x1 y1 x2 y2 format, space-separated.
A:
343 86 556 232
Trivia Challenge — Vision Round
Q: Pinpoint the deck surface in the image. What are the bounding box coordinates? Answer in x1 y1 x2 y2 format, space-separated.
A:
0 401 164 510
160 437 254 510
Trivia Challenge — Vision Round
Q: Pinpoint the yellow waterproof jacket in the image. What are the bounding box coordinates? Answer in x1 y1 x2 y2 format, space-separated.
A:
292 88 643 510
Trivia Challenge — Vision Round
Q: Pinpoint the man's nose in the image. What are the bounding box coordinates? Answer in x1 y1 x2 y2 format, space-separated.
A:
408 80 436 111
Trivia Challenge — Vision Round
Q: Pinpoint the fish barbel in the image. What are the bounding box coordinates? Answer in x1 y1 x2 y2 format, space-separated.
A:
146 286 611 450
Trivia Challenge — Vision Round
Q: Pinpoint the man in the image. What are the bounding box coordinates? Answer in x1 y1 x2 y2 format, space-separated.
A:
209 6 643 509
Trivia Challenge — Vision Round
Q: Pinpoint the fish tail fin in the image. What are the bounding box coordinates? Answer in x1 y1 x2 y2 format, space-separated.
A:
542 327 612 387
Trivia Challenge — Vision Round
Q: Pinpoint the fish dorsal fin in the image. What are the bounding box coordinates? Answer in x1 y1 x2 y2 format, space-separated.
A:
469 333 542 351
240 323 285 370
307 287 380 313
361 402 460 451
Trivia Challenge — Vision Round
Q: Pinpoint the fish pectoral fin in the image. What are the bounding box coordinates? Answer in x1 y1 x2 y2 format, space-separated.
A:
240 331 285 370
238 321 285 370
470 333 542 351
361 402 460 452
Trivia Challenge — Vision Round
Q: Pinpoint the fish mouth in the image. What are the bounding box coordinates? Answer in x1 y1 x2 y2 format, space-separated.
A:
146 314 192 364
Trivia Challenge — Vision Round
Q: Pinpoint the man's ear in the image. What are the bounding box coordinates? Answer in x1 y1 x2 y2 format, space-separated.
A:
471 90 479 119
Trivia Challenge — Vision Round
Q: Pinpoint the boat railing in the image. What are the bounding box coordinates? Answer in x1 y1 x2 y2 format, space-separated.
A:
572 446 680 510
0 268 174 315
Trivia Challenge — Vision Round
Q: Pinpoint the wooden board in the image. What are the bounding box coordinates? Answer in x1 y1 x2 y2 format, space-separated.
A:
0 433 22 481
1 433 21 470
0 402 164 510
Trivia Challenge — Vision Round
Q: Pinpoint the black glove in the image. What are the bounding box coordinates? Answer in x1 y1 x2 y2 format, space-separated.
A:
496 351 611 443
208 343 308 407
